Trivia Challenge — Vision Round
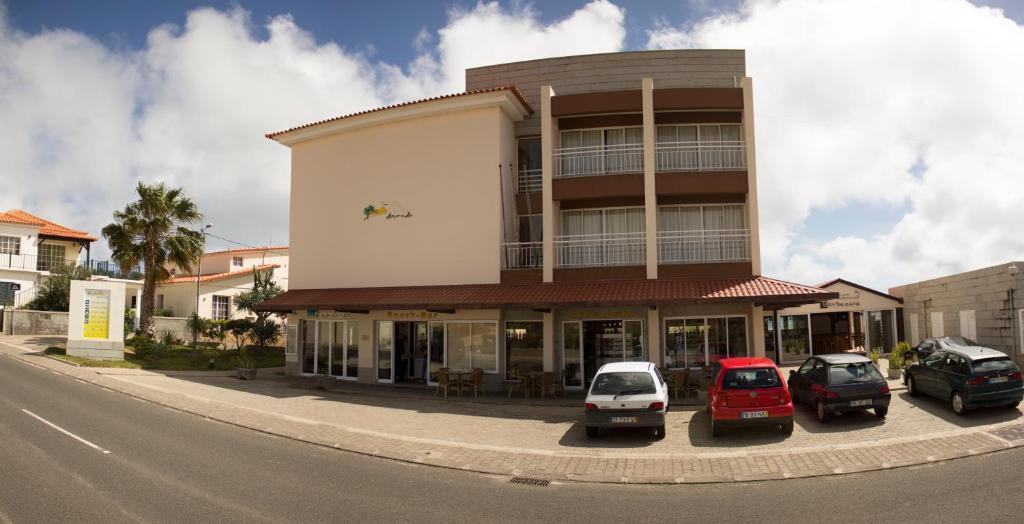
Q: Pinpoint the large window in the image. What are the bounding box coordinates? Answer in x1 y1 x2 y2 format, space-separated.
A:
780 315 811 362
505 321 543 378
0 235 20 255
655 123 743 171
445 322 497 372
37 243 67 271
558 127 643 176
664 316 748 368
657 204 749 263
300 320 316 374
211 295 229 320
558 207 646 267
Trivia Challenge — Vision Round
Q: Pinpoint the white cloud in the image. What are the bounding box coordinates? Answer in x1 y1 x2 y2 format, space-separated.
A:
0 2 624 259
649 0 1024 290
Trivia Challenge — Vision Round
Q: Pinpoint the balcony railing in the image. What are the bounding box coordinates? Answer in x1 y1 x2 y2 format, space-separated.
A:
554 143 643 178
655 140 746 172
517 168 542 193
501 242 543 269
554 232 646 268
657 229 751 264
0 253 143 279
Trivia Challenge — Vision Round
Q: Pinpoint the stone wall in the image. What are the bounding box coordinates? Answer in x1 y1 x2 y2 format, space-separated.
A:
2 309 70 336
151 316 191 342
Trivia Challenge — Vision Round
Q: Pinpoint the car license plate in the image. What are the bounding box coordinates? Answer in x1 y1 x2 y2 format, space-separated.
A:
850 399 873 407
610 416 639 424
741 411 769 419
990 376 1009 384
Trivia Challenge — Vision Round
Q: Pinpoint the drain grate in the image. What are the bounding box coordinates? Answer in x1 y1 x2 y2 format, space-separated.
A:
509 476 550 487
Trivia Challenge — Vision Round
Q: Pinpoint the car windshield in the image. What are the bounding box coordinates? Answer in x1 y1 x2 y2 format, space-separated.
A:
971 357 1017 374
941 337 978 347
829 362 884 384
590 372 656 396
722 368 781 389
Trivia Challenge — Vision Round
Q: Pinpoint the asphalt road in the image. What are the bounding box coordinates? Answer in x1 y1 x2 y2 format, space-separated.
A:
0 350 1021 524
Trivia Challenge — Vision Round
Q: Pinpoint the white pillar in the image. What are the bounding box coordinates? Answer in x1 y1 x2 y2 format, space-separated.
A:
642 78 658 279
647 306 661 366
543 311 555 372
741 77 762 275
541 86 556 283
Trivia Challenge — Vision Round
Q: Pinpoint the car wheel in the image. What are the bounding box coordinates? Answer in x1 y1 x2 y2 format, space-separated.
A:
586 426 599 438
711 418 724 437
874 406 888 418
780 420 794 435
1007 401 1021 409
815 400 831 423
951 391 967 416
654 425 666 439
907 375 918 397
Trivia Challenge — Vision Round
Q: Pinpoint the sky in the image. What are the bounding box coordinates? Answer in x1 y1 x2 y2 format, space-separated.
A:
2 0 1023 292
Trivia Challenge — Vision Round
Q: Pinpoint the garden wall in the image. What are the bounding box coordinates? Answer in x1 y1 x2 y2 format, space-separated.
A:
2 309 70 336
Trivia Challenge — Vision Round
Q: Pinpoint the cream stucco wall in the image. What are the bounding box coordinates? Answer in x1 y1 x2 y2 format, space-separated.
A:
779 281 900 316
288 106 516 289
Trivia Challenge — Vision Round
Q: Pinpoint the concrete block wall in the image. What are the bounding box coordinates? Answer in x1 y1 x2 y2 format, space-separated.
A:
151 316 190 342
891 262 1024 363
466 50 746 136
2 309 70 336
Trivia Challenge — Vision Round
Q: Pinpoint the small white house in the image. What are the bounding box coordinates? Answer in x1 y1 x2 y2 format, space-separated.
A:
0 209 97 307
157 247 289 320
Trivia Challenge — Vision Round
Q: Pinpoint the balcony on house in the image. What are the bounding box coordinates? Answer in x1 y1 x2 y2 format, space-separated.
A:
0 253 77 272
554 127 643 178
655 123 745 172
555 207 645 268
501 241 543 269
517 168 542 193
657 229 751 264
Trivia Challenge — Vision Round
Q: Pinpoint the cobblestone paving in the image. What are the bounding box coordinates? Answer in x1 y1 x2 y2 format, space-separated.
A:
1 337 1020 484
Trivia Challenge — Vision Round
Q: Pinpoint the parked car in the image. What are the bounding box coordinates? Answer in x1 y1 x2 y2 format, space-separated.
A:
787 354 891 422
584 362 668 439
910 336 979 359
904 346 1024 415
706 358 793 437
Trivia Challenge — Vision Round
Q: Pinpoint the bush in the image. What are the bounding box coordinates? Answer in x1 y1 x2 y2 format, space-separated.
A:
154 307 175 317
869 349 881 365
158 330 181 347
226 318 255 351
889 341 911 370
130 335 156 358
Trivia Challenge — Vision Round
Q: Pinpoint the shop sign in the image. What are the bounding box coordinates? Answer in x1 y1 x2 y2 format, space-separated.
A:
363 201 413 221
316 310 352 319
567 310 643 320
386 311 441 320
820 290 861 309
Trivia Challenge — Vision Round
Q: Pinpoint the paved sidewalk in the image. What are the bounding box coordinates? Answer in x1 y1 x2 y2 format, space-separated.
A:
3 335 1023 484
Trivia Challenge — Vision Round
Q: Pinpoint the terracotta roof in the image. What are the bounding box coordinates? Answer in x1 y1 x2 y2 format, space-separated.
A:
0 209 97 241
204 246 289 256
162 264 279 285
256 276 836 312
265 85 533 140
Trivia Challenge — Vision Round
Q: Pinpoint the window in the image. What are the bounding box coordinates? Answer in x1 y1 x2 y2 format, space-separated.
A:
664 316 748 368
445 322 497 372
211 295 229 320
558 127 643 176
722 368 781 389
972 357 1017 374
558 207 646 267
37 244 66 271
0 235 20 255
657 204 748 263
156 294 164 310
655 124 743 171
589 372 656 395
232 256 244 267
828 362 884 385
517 137 542 193
505 321 543 378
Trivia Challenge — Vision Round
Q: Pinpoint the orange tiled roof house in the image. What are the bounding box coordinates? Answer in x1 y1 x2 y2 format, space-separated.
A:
0 209 98 307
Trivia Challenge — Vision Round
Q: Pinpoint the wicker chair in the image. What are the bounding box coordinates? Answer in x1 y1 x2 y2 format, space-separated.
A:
463 368 485 398
435 368 459 399
506 368 528 399
670 370 689 401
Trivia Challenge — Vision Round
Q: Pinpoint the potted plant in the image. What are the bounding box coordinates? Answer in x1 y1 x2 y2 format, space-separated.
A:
235 346 257 380
887 341 910 380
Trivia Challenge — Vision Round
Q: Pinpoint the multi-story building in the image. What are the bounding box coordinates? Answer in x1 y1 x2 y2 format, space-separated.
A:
158 246 289 320
890 261 1024 365
259 50 834 391
0 209 97 306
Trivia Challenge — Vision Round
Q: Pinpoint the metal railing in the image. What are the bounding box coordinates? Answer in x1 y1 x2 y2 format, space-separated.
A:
554 143 644 178
517 168 542 193
657 229 751 264
655 140 746 172
501 242 543 269
0 253 143 280
554 232 646 268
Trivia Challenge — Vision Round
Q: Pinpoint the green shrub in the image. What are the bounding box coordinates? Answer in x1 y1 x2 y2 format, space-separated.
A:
869 349 881 365
131 335 156 358
158 330 181 346
889 341 911 370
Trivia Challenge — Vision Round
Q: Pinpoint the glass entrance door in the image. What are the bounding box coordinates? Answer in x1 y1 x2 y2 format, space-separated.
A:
566 319 645 388
377 321 393 383
427 322 445 385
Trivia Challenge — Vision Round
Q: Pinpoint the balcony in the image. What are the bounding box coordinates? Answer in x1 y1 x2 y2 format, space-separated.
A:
554 143 643 178
655 140 746 172
657 229 751 264
501 242 543 269
554 232 645 268
517 168 542 193
0 253 143 279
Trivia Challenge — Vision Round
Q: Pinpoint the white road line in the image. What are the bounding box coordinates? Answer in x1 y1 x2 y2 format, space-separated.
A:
21 409 111 454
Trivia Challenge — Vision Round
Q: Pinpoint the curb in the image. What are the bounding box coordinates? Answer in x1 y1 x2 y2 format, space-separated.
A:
1 341 1020 485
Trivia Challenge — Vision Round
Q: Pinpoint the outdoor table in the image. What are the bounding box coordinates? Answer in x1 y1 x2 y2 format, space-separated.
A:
522 371 544 398
448 369 472 396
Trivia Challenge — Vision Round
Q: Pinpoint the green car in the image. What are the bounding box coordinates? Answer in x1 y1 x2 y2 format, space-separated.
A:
904 346 1023 416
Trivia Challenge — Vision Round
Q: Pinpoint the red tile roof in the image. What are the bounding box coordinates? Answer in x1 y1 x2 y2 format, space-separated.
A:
265 85 532 141
0 209 97 241
204 246 289 256
256 276 836 312
162 264 279 285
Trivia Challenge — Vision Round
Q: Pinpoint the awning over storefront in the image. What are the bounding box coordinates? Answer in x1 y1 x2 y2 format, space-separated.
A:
256 276 837 312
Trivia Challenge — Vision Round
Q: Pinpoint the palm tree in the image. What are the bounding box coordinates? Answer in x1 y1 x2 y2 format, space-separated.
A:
103 182 204 336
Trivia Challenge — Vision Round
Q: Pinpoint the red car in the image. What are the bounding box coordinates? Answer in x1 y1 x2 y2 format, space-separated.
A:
706 357 794 437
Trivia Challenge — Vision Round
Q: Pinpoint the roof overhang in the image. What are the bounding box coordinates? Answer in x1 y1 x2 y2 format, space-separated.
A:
268 89 532 147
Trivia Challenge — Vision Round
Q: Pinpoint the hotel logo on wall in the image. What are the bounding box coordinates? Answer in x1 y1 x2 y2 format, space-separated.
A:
363 201 413 221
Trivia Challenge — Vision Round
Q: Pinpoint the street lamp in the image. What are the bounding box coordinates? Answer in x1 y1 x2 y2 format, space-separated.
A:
193 223 213 350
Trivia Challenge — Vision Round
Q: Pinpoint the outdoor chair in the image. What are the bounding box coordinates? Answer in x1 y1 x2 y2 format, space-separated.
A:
670 370 689 401
435 369 459 399
550 370 566 398
506 370 527 399
462 368 485 398
533 371 557 400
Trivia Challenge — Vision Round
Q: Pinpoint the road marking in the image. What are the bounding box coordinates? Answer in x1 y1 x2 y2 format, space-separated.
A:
21 409 111 454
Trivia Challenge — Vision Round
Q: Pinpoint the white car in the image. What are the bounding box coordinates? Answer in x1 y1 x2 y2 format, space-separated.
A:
584 361 669 439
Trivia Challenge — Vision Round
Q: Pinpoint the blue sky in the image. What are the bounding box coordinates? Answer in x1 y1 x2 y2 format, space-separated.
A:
2 0 1023 291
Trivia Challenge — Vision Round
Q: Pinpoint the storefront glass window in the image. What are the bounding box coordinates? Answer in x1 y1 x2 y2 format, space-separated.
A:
624 320 644 360
728 317 748 357
428 322 445 383
446 323 472 370
707 318 728 364
300 319 315 374
445 322 497 372
664 316 747 368
329 321 344 376
868 310 895 353
346 322 359 378
763 316 777 363
780 315 810 362
377 321 393 381
563 322 582 387
505 321 543 378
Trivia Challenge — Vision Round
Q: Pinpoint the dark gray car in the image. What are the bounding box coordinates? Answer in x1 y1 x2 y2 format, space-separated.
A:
911 337 979 359
787 354 891 422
